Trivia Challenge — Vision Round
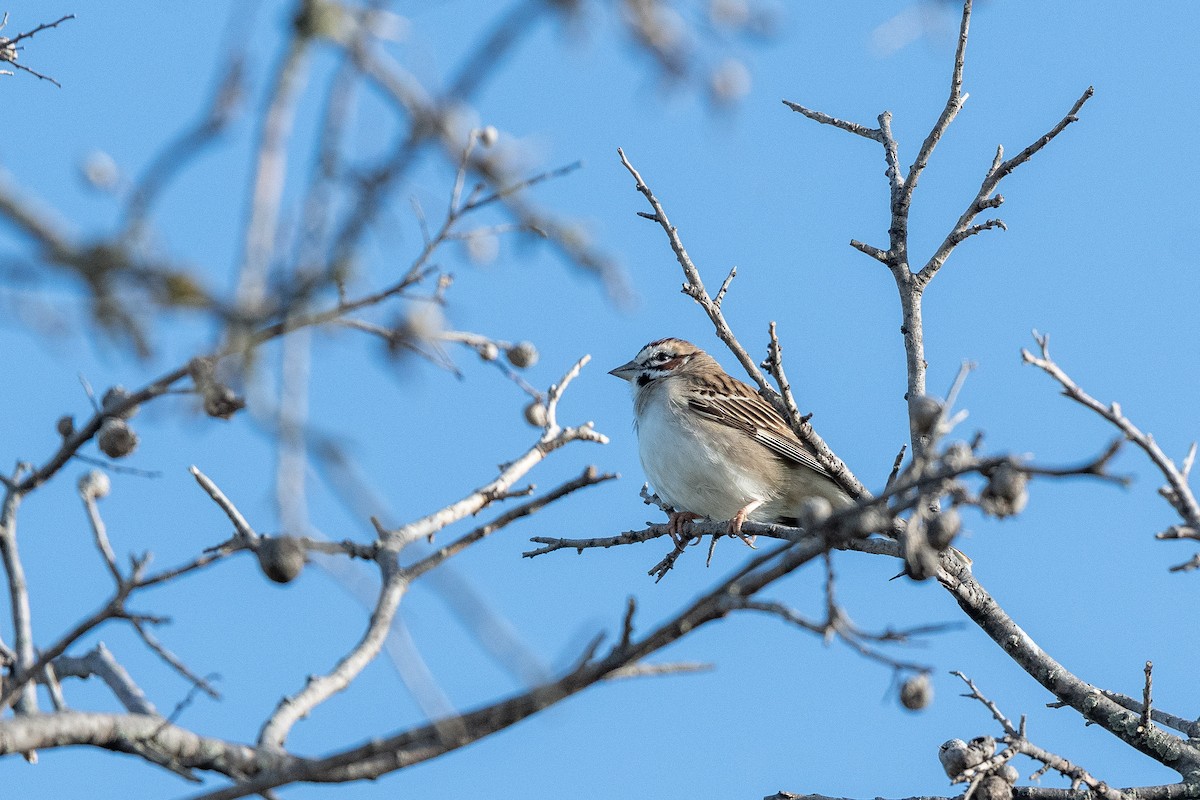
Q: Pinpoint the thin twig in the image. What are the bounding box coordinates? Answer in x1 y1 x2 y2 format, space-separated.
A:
6 13 75 46
405 466 617 579
1086 690 1200 739
713 266 736 309
128 617 221 700
954 670 1019 736
232 36 312 332
886 445 907 489
921 86 1094 284
257 560 407 749
781 100 882 142
189 466 258 542
81 492 121 583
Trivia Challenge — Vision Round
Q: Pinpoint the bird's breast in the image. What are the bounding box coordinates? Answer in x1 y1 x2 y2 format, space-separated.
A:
636 395 779 520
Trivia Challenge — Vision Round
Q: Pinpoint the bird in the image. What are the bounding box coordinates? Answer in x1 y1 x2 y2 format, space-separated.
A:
609 337 852 543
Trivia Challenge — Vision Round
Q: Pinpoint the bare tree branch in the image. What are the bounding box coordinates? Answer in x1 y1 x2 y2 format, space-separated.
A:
189 466 258 543
374 356 607 551
53 643 159 716
257 559 406 750
0 471 37 715
407 466 617 579
0 13 76 87
1022 332 1200 568
939 556 1200 776
921 87 1094 284
783 0 1091 460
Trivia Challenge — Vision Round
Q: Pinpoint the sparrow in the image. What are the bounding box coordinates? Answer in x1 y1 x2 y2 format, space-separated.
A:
609 338 852 542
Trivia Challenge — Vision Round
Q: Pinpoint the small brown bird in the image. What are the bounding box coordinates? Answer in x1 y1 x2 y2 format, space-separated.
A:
609 338 851 539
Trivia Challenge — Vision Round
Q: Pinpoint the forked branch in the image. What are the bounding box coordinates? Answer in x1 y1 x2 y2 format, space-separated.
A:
1023 332 1200 571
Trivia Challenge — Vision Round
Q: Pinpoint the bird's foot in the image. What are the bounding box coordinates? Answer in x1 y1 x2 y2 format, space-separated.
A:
727 501 763 549
727 524 757 549
666 511 703 546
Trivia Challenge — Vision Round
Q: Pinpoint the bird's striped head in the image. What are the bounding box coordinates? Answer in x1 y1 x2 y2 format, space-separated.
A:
609 338 704 387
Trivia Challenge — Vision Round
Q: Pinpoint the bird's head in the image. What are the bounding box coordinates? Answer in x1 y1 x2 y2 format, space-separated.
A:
609 338 704 387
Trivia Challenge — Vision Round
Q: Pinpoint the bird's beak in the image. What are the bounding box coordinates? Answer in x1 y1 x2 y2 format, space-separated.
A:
608 360 639 381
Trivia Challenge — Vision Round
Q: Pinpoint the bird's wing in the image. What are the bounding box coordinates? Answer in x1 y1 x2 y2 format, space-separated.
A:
685 378 834 478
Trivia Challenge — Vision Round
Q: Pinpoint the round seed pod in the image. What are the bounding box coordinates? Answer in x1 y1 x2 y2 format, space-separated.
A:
506 341 539 369
975 775 1013 800
465 231 499 265
798 497 832 530
942 441 973 471
97 418 139 459
981 464 1029 518
523 400 548 428
996 764 1020 785
927 508 962 551
77 470 111 500
709 58 751 104
256 536 306 584
938 739 973 779
900 673 933 711
478 341 499 362
203 383 246 420
968 736 997 760
910 394 943 435
56 415 75 438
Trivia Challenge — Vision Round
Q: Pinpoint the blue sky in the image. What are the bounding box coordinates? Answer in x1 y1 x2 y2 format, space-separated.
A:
1 1 1198 798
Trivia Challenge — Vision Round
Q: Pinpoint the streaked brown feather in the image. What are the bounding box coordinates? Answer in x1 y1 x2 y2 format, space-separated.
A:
681 365 832 479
